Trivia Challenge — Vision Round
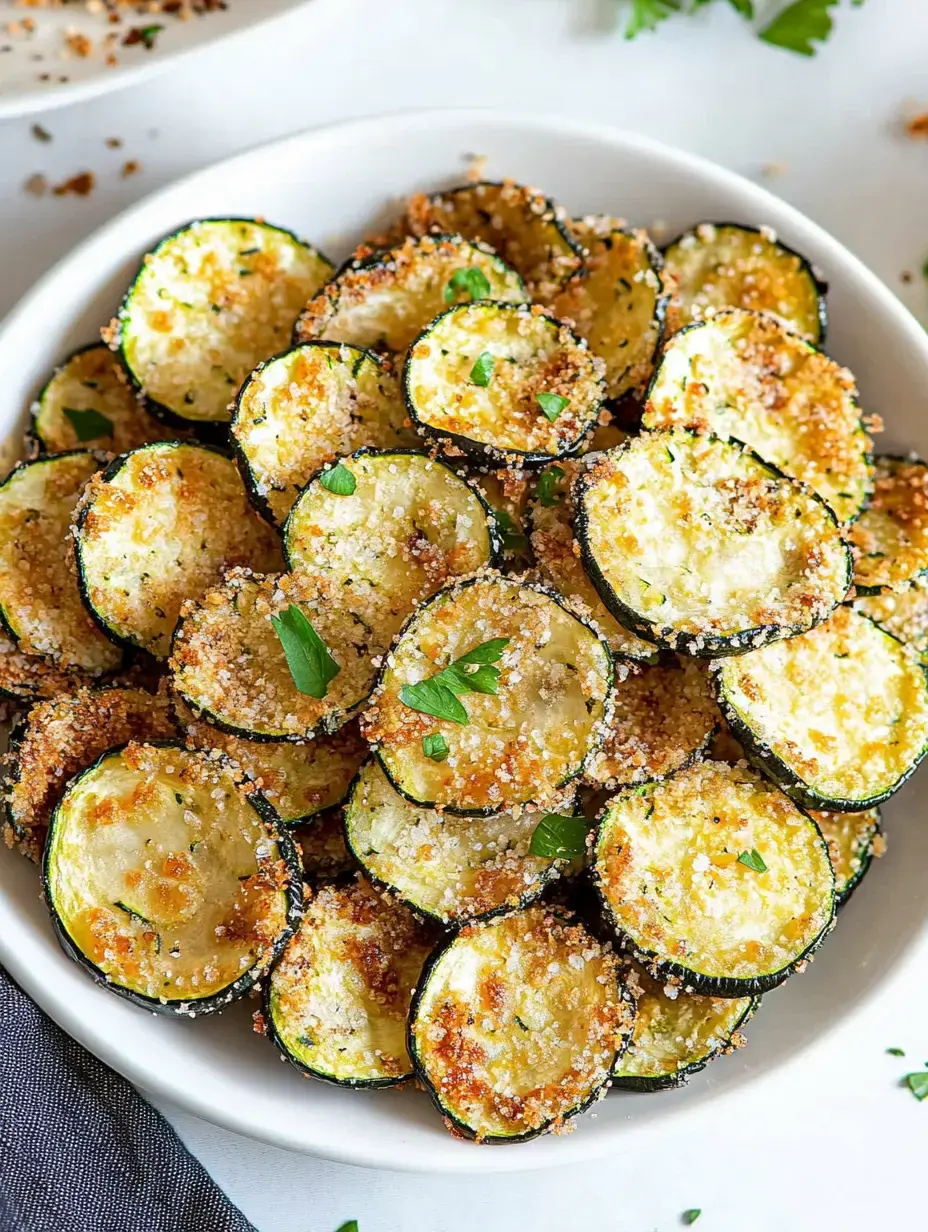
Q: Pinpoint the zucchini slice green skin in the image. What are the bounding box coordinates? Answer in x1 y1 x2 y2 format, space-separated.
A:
293 233 528 355
592 760 836 998
613 964 759 1092
342 757 566 925
527 456 661 664
292 808 358 884
283 449 501 668
854 578 928 665
404 180 583 301
408 907 634 1143
112 217 333 433
849 455 928 596
662 222 827 345
642 308 872 524
3 685 178 863
73 440 282 660
574 430 852 658
262 879 436 1089
404 301 605 466
713 606 928 811
0 452 125 674
230 341 412 528
811 807 883 907
363 572 614 817
28 342 167 456
42 740 302 1016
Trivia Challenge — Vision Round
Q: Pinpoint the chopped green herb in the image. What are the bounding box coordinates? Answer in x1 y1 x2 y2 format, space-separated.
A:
400 638 509 725
536 465 565 507
423 733 450 761
529 813 589 860
174 792 183 805
514 1015 530 1032
444 267 491 304
535 392 569 422
335 1223 359 1232
271 604 341 700
682 1211 702 1227
135 23 165 50
759 0 839 56
470 351 494 387
62 406 114 441
492 508 527 553
887 1047 906 1057
737 848 768 873
922 256 928 283
319 462 357 496
906 1071 928 1101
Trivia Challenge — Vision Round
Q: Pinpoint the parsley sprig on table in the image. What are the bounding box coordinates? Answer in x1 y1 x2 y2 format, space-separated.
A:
621 0 864 56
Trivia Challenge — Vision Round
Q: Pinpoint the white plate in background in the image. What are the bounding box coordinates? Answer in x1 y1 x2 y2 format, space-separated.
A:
0 0 309 119
0 109 926 1172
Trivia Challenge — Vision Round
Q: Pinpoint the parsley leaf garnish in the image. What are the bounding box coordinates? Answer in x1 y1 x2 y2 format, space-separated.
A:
624 0 682 39
62 406 114 441
271 605 340 699
906 1071 928 1102
470 351 494 387
682 1212 702 1227
529 813 589 859
136 24 165 50
444 267 491 304
887 1047 906 1057
737 848 767 873
536 392 569 422
492 508 527 553
759 0 839 56
335 1223 359 1232
319 462 356 495
536 465 565 507
422 733 450 761
400 638 510 725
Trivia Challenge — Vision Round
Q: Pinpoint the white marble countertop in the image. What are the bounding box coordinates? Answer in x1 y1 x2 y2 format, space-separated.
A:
1 1 926 1227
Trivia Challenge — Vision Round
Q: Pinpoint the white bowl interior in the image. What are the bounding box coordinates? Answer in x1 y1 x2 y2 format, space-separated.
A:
1 110 926 1173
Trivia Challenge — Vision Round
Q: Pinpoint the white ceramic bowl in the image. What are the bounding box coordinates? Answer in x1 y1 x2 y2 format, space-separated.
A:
0 110 926 1173
0 0 307 120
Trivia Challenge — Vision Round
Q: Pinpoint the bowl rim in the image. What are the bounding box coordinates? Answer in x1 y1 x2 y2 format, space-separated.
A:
2 106 927 1173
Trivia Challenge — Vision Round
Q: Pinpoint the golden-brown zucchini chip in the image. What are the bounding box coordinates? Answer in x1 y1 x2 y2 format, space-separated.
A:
409 907 634 1143
43 742 301 1014
850 456 928 594
262 879 436 1087
74 441 282 659
0 453 123 674
854 577 928 664
810 807 884 906
292 809 357 882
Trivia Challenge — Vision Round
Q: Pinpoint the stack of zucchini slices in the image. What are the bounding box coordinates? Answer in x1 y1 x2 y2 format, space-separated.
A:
1 194 925 1146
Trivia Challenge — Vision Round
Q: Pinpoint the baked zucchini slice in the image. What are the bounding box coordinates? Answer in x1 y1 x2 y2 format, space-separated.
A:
409 906 633 1143
176 701 366 826
43 741 302 1014
593 760 835 996
0 634 76 704
713 604 928 810
171 569 375 741
472 468 532 567
552 227 668 400
3 686 178 863
849 456 928 594
29 343 167 455
362 573 613 815
292 808 357 882
613 963 757 1091
529 456 659 663
284 450 498 666
293 234 528 354
109 218 332 429
74 441 282 659
575 431 851 656
344 758 565 924
662 223 827 343
404 181 582 301
262 879 436 1088
810 807 883 906
584 659 719 789
404 302 605 465
854 577 928 664
642 309 872 523
0 453 123 674
230 342 412 527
